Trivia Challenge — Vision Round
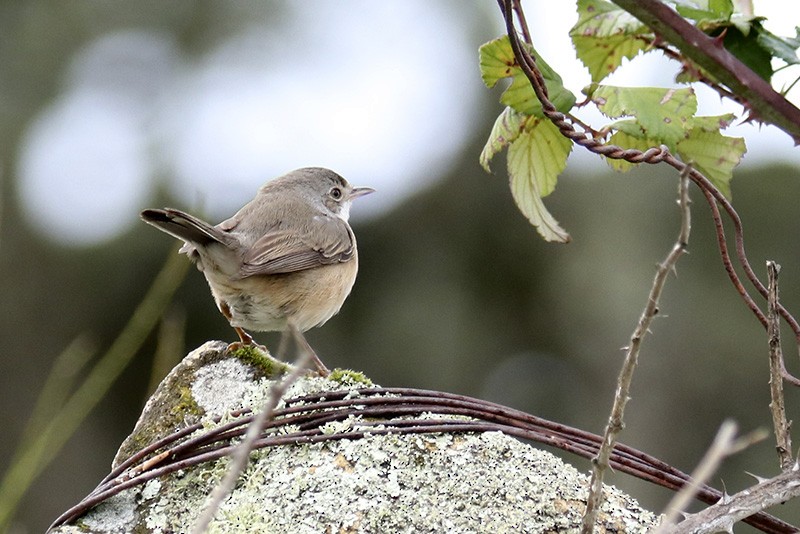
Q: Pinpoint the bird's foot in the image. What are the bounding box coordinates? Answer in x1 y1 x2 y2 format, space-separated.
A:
226 326 269 354
309 353 331 377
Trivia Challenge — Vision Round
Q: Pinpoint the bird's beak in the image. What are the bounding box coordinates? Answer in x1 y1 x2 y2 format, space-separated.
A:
349 186 376 200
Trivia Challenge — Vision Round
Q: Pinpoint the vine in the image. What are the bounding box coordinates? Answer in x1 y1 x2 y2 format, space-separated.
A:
482 0 800 531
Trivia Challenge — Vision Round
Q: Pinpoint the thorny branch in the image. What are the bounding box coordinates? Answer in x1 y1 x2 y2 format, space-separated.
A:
658 465 800 534
610 0 800 142
582 164 693 533
48 387 796 534
654 422 767 533
767 261 794 471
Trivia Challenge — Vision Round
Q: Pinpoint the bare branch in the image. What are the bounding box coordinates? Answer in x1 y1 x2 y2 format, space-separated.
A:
767 261 794 471
655 421 767 532
659 466 800 534
581 167 693 534
511 0 532 44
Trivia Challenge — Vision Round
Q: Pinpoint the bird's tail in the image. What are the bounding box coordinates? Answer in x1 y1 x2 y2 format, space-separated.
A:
140 208 226 247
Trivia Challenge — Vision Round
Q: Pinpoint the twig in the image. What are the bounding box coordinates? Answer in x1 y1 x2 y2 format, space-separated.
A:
652 40 741 104
767 261 794 471
658 464 800 534
511 0 532 44
654 421 766 532
190 324 313 533
0 250 189 530
581 166 693 533
690 181 800 388
146 307 186 396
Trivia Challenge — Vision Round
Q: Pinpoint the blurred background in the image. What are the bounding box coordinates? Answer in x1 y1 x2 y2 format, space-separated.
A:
2 1 800 532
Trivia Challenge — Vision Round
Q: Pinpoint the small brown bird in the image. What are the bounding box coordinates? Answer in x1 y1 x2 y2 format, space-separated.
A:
141 167 374 372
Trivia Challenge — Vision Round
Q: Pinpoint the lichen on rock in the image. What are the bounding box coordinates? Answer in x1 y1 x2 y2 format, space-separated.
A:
51 342 660 533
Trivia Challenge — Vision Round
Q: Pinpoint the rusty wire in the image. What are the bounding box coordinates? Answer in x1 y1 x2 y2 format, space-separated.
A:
49 387 795 533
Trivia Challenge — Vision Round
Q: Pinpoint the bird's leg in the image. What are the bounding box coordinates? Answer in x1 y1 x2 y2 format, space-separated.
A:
287 322 330 377
220 301 267 353
234 326 255 346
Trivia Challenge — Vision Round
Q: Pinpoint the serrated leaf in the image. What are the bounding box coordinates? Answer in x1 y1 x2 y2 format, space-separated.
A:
718 23 774 80
605 131 659 172
607 117 647 138
688 113 736 131
755 25 800 65
573 0 647 36
674 0 733 21
479 36 519 89
571 35 649 83
480 107 526 172
592 86 697 146
479 36 576 117
507 119 572 242
570 0 649 82
676 128 746 197
502 69 577 116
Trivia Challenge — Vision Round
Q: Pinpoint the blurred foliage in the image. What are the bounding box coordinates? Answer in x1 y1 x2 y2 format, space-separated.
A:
1 2 800 533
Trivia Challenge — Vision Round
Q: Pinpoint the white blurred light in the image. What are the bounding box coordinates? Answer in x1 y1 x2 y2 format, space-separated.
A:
18 90 150 244
159 1 481 219
18 2 483 243
17 30 177 245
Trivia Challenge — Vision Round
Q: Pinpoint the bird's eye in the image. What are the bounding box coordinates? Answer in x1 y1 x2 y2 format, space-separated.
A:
330 187 343 200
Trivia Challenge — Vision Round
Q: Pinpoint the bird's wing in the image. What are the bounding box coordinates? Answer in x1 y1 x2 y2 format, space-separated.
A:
238 216 355 277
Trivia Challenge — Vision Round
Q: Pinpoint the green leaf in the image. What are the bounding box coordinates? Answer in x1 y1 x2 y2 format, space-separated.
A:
674 0 733 21
675 68 701 84
592 85 697 146
480 35 519 89
606 117 647 137
676 128 746 197
687 113 736 131
570 0 649 82
755 25 800 65
604 131 658 172
717 23 774 80
479 36 576 117
710 0 734 20
507 119 573 242
573 0 647 36
502 69 577 116
480 107 526 172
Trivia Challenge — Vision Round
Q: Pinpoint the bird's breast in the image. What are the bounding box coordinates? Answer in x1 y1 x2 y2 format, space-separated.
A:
205 257 359 333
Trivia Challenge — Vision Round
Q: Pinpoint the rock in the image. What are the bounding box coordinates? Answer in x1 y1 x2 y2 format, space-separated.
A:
50 341 660 533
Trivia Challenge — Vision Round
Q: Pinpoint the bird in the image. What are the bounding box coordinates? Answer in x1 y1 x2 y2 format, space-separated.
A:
140 167 374 373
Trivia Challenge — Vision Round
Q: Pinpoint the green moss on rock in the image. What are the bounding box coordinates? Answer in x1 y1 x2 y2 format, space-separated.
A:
227 344 290 379
328 368 373 387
